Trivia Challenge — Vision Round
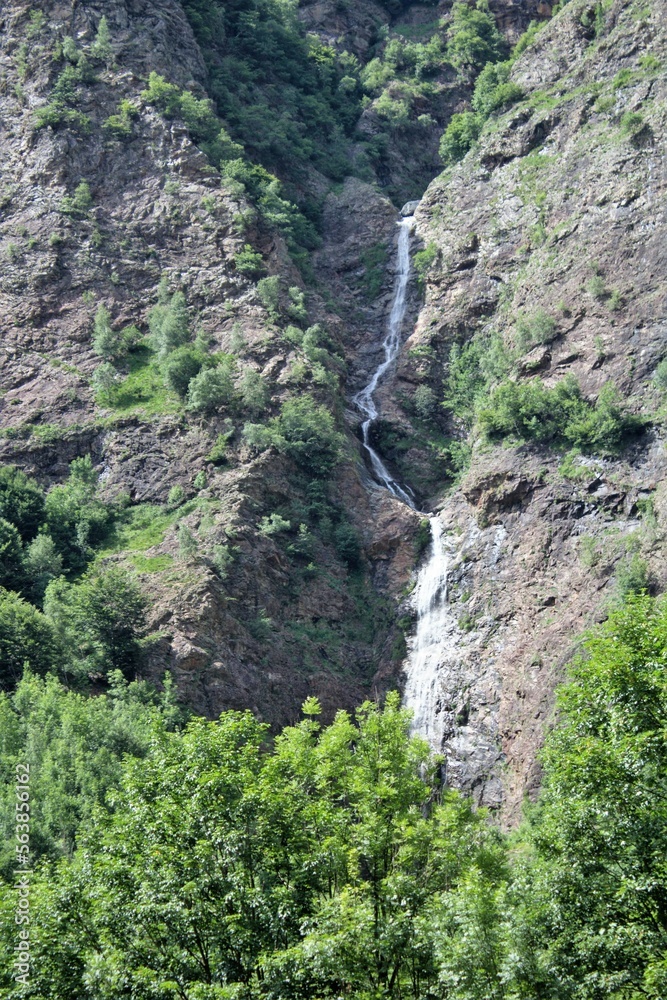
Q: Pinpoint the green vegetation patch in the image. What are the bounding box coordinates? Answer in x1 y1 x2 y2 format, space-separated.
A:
103 346 181 416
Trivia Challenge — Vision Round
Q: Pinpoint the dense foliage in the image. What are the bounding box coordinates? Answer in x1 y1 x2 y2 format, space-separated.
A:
0 459 148 687
477 375 644 454
2 593 667 996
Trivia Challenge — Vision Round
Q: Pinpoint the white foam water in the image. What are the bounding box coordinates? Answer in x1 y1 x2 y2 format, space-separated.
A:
353 216 416 507
353 211 455 749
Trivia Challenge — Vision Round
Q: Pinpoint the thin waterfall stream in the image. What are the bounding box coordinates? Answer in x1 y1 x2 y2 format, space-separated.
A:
352 209 451 749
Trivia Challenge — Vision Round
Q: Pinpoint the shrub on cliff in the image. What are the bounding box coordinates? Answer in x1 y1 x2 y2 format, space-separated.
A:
244 395 343 477
446 0 507 77
478 376 644 454
161 345 205 398
148 281 190 357
92 305 123 361
439 111 483 163
472 60 523 116
186 360 236 413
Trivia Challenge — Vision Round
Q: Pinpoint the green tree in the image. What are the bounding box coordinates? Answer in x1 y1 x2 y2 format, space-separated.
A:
161 345 204 397
0 465 45 540
0 671 178 872
148 283 190 357
257 274 282 321
245 395 343 477
511 594 667 996
446 0 507 77
472 60 523 116
61 180 92 216
186 361 236 412
0 589 57 687
45 456 113 571
12 694 502 999
23 533 63 599
44 569 147 676
439 111 483 163
91 360 119 399
0 517 24 590
90 15 112 64
239 367 269 415
92 304 125 361
234 244 266 277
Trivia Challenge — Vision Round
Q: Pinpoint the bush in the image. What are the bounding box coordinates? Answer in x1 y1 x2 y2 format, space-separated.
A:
616 554 652 599
206 428 233 465
565 382 644 454
585 274 607 299
103 99 139 137
654 359 667 392
167 485 186 509
478 376 644 455
287 287 307 324
148 281 190 357
333 522 361 566
413 243 439 282
439 112 483 164
0 466 45 540
446 0 507 77
177 524 198 560
239 368 269 416
61 181 92 217
92 304 125 361
443 332 511 427
212 543 234 578
234 245 265 277
187 362 236 412
514 309 556 351
413 385 437 419
273 396 344 476
142 72 244 167
244 396 343 476
161 346 205 397
472 61 523 116
91 362 119 399
258 513 291 536
620 110 646 139
257 275 281 321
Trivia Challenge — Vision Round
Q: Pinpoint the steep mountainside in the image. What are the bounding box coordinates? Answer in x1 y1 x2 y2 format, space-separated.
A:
385 0 667 818
0 0 664 824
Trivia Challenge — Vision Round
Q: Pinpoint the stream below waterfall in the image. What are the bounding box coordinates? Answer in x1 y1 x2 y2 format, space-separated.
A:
353 209 453 750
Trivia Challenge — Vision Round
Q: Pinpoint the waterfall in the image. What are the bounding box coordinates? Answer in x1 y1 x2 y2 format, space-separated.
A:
353 216 416 507
402 518 454 748
354 208 453 751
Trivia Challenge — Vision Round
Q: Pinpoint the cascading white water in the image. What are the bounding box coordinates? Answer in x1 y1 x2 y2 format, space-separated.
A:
354 208 454 750
402 518 454 748
353 216 416 507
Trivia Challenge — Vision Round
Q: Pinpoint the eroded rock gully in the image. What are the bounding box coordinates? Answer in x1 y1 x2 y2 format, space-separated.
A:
0 0 665 823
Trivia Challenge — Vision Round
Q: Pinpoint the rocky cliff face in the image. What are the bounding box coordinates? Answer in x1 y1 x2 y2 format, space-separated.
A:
388 0 667 820
1 0 663 822
0 0 402 723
